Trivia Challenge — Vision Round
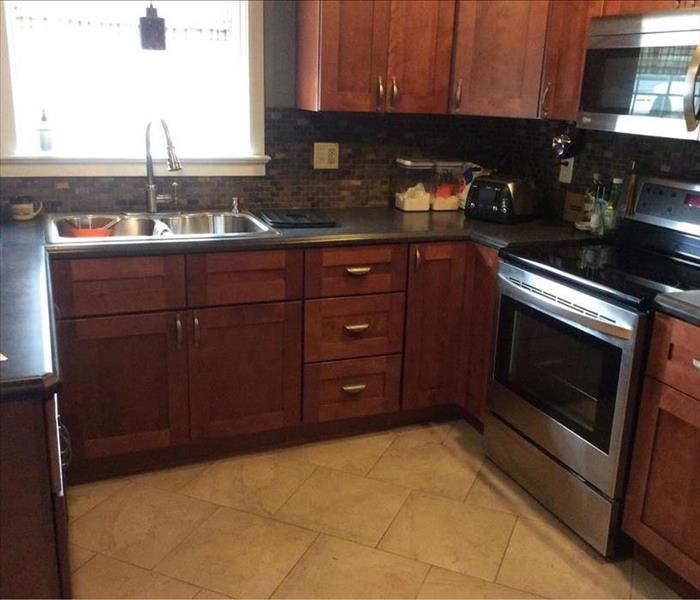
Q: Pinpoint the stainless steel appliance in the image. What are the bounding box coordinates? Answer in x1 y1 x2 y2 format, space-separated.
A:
578 9 700 140
484 177 700 556
464 175 536 223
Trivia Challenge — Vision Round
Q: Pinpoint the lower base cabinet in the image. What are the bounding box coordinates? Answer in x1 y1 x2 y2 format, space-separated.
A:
58 312 190 461
189 302 302 439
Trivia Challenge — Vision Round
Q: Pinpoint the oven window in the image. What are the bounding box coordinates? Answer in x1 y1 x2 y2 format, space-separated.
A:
580 46 696 118
494 296 622 453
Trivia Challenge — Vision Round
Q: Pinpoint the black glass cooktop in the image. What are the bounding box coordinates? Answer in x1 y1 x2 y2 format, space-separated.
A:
502 242 700 308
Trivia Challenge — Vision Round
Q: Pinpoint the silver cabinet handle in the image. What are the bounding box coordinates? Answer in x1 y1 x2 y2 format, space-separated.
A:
693 358 700 372
193 313 201 347
454 78 463 110
415 247 422 271
377 76 385 111
344 323 370 334
683 43 700 132
389 76 398 110
346 266 372 277
540 82 552 118
341 383 367 395
176 314 183 348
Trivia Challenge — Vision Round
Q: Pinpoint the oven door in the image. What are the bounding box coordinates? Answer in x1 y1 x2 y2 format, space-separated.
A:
489 262 646 499
578 18 700 140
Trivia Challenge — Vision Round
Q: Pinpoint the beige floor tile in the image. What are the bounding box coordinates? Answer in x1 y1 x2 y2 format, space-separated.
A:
497 516 633 598
276 430 396 475
465 460 554 522
275 466 410 546
379 491 515 581
417 566 541 599
273 534 430 599
69 544 95 572
630 561 681 599
155 507 317 599
442 420 485 467
67 478 131 521
127 462 212 493
72 553 198 599
180 451 316 516
368 441 480 500
390 421 453 450
194 590 231 599
70 483 217 569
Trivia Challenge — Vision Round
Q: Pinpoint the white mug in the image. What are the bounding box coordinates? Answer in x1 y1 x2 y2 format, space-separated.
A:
9 199 43 221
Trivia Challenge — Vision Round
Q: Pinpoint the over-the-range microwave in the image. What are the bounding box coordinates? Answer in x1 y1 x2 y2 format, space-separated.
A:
578 9 700 140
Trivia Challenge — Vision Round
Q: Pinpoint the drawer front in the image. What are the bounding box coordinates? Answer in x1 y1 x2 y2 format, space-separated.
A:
304 355 402 423
51 256 186 318
187 250 303 307
647 313 700 400
305 293 405 362
305 244 408 298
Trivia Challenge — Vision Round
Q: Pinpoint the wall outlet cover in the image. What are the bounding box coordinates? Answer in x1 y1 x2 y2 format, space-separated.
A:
559 157 575 184
313 142 339 169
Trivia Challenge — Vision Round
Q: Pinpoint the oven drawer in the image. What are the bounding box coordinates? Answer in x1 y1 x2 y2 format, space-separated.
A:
647 313 700 401
305 245 408 298
303 355 401 423
304 293 405 362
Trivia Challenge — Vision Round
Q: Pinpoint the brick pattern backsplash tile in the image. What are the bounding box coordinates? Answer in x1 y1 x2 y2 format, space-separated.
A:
1 108 698 217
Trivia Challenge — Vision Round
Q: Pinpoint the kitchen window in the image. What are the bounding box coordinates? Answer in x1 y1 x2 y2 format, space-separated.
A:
0 1 267 176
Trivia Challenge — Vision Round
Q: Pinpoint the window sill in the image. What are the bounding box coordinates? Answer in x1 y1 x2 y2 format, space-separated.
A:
0 156 271 178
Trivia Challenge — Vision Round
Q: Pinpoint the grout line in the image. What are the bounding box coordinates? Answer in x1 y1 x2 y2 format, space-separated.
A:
362 432 399 477
67 478 133 525
373 487 413 550
271 463 319 518
267 531 321 599
493 515 519 584
414 562 433 599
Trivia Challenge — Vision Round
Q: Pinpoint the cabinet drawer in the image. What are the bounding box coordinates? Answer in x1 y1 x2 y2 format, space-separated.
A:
647 313 700 400
51 256 186 318
305 293 405 362
305 245 408 298
304 355 401 423
187 250 303 307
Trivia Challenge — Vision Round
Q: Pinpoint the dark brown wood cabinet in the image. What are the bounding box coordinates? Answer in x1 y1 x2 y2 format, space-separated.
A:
57 312 190 460
297 0 455 113
602 0 690 15
463 243 500 421
623 314 700 590
450 0 550 118
189 302 302 439
403 242 467 409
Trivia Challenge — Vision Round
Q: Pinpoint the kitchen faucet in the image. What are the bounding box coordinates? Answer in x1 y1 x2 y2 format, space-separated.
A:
145 119 182 212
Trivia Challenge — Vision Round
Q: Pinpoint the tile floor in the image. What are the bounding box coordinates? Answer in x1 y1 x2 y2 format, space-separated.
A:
67 419 680 599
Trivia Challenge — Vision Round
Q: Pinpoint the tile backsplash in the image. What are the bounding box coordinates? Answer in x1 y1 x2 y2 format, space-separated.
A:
1 108 699 218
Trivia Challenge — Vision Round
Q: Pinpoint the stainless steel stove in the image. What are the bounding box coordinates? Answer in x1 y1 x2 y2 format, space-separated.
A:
484 177 700 556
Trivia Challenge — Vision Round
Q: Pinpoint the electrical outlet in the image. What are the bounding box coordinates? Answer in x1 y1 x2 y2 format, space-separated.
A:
313 142 339 169
559 157 575 184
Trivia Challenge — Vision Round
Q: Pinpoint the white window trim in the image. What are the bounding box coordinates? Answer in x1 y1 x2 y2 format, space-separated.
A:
0 0 268 178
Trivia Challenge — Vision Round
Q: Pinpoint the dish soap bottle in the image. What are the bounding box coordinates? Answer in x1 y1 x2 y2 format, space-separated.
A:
604 177 623 231
38 109 52 152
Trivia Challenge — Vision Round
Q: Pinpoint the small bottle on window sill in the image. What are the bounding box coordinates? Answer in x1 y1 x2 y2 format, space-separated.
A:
38 109 52 152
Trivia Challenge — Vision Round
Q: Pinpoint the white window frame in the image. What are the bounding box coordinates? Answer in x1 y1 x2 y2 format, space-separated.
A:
0 0 268 177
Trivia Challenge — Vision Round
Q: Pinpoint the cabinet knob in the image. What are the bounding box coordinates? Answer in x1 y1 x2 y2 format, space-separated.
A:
345 266 372 277
389 76 398 110
415 247 422 270
176 314 184 348
341 383 367 395
344 323 370 335
376 76 385 111
693 358 700 372
540 83 552 119
454 78 463 111
193 313 201 347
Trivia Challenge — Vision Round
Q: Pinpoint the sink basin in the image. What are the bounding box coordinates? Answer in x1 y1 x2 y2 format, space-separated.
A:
45 211 279 243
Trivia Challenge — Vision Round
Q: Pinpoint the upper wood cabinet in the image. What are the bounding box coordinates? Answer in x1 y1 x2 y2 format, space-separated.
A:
450 0 549 118
602 0 692 15
297 0 455 113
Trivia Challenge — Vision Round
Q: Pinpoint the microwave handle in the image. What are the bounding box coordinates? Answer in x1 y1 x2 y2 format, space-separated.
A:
683 44 700 132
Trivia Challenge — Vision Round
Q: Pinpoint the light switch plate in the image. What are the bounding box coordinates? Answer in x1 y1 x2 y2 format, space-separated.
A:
313 142 339 169
559 157 575 184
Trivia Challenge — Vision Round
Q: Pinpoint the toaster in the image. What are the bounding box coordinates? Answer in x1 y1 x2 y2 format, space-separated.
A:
464 175 537 223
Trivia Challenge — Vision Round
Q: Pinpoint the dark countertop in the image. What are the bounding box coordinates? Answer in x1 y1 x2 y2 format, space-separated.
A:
0 207 592 401
654 290 700 327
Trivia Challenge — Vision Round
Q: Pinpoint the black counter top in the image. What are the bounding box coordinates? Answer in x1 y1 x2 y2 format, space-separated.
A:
654 290 700 327
0 207 592 401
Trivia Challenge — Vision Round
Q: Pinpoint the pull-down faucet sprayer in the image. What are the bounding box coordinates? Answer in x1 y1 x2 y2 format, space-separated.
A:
145 119 182 212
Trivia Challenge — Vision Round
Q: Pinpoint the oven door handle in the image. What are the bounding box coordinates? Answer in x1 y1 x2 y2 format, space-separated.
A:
499 273 635 341
684 43 700 132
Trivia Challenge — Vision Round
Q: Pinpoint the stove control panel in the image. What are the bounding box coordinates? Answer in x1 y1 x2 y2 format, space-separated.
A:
631 177 700 237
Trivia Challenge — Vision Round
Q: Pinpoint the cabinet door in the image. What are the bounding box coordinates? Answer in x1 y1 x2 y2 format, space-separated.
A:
189 302 302 439
57 312 189 460
298 0 390 111
452 0 549 118
386 0 456 114
602 0 685 15
623 378 700 589
540 1 603 120
403 242 467 409
464 243 499 422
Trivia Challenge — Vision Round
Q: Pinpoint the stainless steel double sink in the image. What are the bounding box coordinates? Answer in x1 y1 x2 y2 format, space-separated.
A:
45 211 279 244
